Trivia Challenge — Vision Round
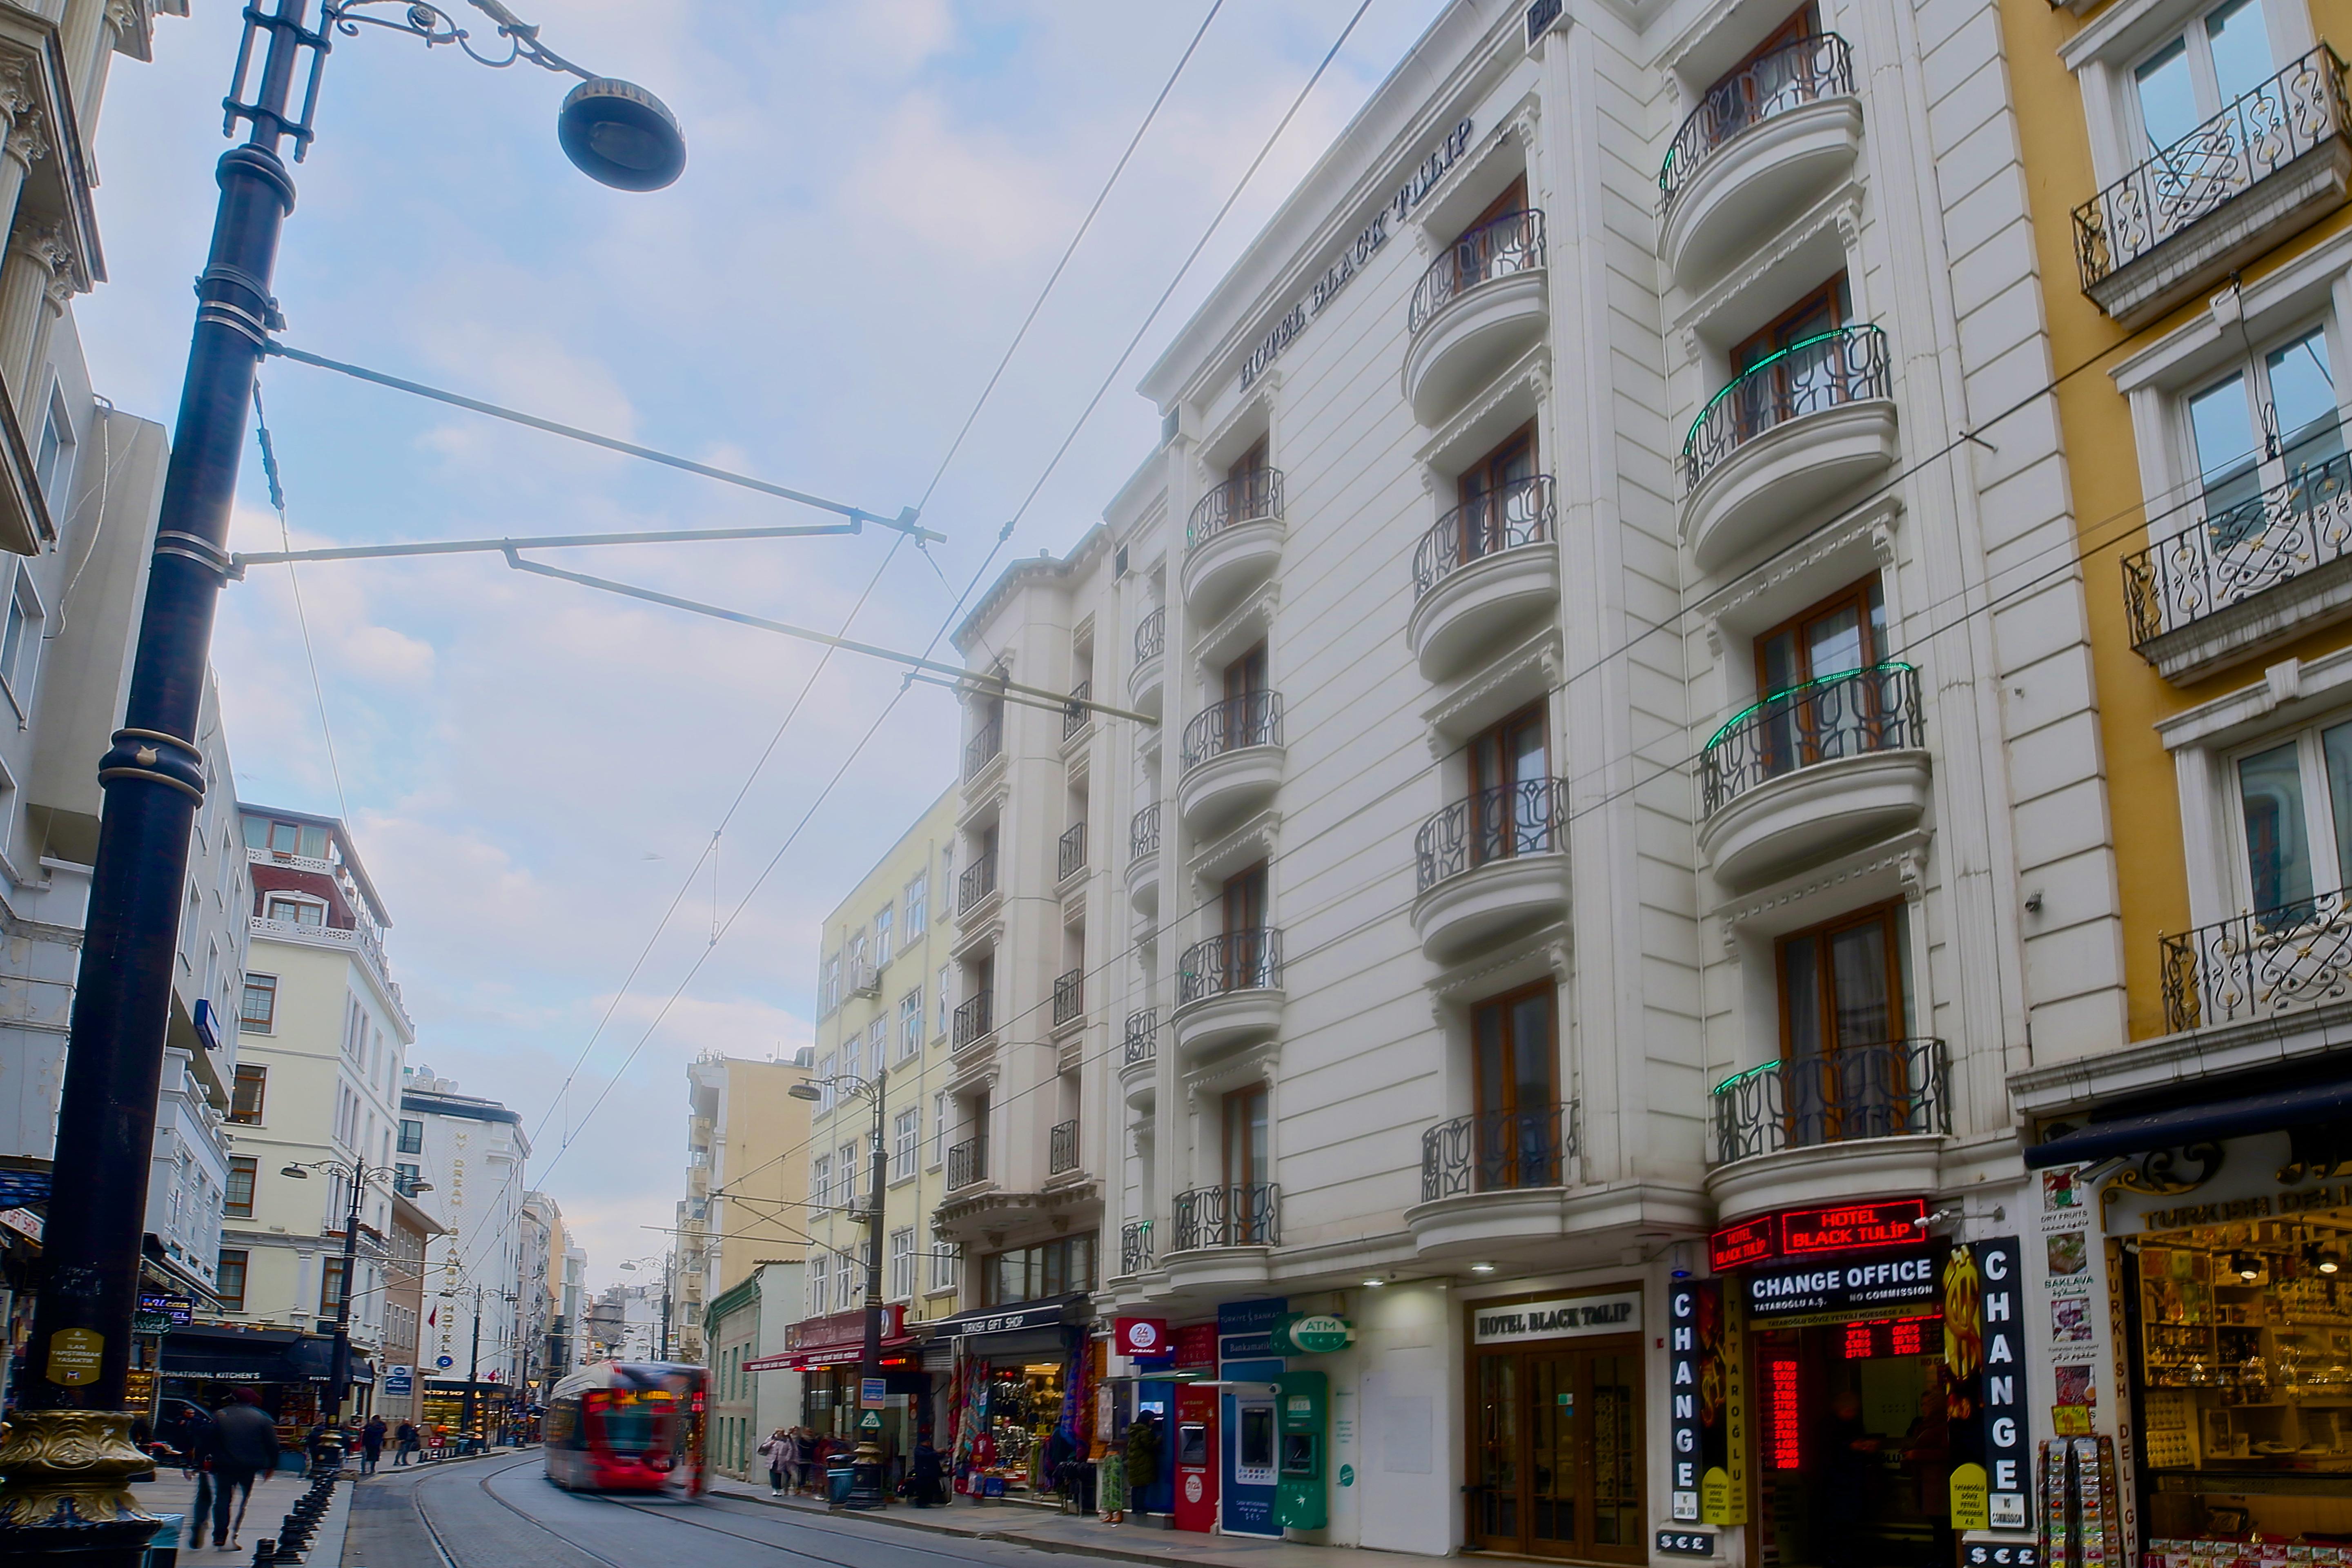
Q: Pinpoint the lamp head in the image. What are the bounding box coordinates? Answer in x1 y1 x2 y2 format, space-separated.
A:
788 1082 823 1103
557 79 686 192
281 1164 310 1178
408 1180 434 1194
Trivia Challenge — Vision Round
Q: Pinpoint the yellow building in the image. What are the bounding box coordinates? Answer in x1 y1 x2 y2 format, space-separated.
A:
676 1051 814 1364
2009 0 2352 1553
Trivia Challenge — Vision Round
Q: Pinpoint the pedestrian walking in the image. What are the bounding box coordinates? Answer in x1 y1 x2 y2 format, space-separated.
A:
758 1427 791 1497
794 1427 818 1495
393 1420 420 1466
361 1414 386 1475
911 1438 944 1508
1097 1433 1126 1524
199 1391 281 1551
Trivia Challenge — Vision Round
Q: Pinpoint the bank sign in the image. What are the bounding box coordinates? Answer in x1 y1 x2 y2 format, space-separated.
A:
1473 1290 1640 1345
1744 1249 1940 1320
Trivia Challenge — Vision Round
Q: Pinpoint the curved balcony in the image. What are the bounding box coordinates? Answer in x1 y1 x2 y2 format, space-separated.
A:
1130 606 1166 713
1182 468 1284 622
1681 324 1895 573
1126 802 1162 912
1177 692 1284 835
1172 928 1283 1058
1658 35 1860 288
1407 1102 1579 1261
1697 663 1928 889
1120 1009 1157 1108
1403 209 1548 427
1707 1040 1947 1219
1410 777 1570 961
1408 475 1559 681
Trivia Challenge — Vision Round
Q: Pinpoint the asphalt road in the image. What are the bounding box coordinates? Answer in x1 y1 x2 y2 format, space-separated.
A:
347 1450 1130 1568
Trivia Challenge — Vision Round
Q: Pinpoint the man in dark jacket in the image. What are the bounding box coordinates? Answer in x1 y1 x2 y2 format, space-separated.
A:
361 1414 387 1475
201 1393 280 1550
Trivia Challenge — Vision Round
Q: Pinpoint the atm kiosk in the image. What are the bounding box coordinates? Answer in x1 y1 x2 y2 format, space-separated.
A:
1174 1383 1218 1533
1274 1370 1328 1530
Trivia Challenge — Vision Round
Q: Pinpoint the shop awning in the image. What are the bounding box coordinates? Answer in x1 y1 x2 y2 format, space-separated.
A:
160 1326 336 1383
927 1295 1088 1339
2024 1070 2352 1168
768 1302 917 1370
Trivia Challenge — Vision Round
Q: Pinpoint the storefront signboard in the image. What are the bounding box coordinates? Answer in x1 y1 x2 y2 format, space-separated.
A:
1470 1291 1639 1344
138 1292 194 1327
0 1207 44 1244
1668 1285 1706 1521
1960 1541 2039 1567
1943 1238 2031 1531
1780 1199 1927 1256
1274 1313 1353 1355
1174 1324 1217 1369
1216 1298 1287 1365
1744 1250 1938 1321
385 1365 413 1396
1117 1318 1169 1357
1709 1217 1774 1271
1668 1283 1746 1526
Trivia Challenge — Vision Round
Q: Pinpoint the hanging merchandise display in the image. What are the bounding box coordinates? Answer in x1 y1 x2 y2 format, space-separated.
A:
2040 1435 2121 1568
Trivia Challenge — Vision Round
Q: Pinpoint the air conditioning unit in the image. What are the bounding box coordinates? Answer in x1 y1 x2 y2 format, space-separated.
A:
849 963 882 999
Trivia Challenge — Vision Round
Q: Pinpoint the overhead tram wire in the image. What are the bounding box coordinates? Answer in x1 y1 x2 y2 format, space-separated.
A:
251 381 350 824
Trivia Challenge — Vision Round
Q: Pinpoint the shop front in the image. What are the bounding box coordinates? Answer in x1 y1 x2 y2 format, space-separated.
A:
159 1322 339 1459
935 1295 1093 1501
777 1303 924 1453
1462 1283 1645 1561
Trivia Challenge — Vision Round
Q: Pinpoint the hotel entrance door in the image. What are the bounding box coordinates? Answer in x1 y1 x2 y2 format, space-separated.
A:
1468 1343 1644 1561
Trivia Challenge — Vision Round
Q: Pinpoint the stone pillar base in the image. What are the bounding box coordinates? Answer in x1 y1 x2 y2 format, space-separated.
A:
0 1408 168 1564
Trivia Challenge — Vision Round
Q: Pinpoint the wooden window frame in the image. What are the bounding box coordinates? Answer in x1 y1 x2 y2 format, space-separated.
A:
1222 1083 1270 1192
225 1156 257 1220
1731 273 1850 375
229 1064 267 1125
1706 3 1821 102
1751 575 1886 695
1774 900 1908 1061
217 1249 249 1312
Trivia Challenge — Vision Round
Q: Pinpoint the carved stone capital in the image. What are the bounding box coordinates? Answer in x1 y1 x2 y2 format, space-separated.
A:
11 220 71 279
4 113 48 173
0 59 35 127
0 1408 166 1552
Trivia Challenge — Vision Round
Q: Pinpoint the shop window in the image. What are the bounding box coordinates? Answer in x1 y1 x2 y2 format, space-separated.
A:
1470 984 1561 1190
239 974 277 1033
2185 323 2345 550
228 1064 267 1125
216 1249 248 1312
1775 902 1917 1146
980 1234 1097 1307
2231 715 2352 916
225 1156 256 1219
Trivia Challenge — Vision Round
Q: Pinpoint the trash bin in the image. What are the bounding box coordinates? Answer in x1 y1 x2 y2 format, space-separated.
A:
827 1464 855 1505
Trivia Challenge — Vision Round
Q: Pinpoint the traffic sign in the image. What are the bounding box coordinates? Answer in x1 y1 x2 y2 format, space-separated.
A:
436 1355 454 1369
860 1410 882 1431
860 1376 886 1409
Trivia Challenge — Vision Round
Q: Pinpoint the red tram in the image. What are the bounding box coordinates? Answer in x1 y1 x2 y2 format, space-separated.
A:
543 1361 707 1496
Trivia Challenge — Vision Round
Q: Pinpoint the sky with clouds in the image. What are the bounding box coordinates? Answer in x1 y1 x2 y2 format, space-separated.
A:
76 0 1444 1289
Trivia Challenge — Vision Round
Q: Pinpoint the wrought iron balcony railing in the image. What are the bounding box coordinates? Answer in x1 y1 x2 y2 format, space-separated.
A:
1421 1102 1577 1203
1659 33 1855 213
964 717 1002 779
1187 467 1285 552
2162 889 2352 1032
1130 801 1161 859
1058 821 1087 880
951 990 993 1051
1119 1219 1154 1276
1700 662 1924 818
1412 474 1556 599
1409 208 1547 334
1064 681 1092 740
1711 1037 1949 1165
1683 323 1891 492
1181 690 1283 772
1123 1009 1156 1067
1172 1182 1280 1250
2123 452 2352 647
1053 967 1084 1027
947 1136 988 1191
957 852 997 915
1049 1119 1080 1174
2074 46 2350 296
1177 927 1283 1007
1415 776 1568 894
1134 605 1165 668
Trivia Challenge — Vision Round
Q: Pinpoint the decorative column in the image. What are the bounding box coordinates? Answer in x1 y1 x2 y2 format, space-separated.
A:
0 220 74 425
0 58 47 265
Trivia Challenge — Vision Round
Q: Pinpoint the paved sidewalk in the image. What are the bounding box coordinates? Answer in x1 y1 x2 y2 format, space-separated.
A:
131 1465 350 1562
701 1473 1502 1568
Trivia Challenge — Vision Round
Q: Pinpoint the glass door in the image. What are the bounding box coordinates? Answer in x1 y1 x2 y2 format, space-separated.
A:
1471 1353 1520 1548
1469 1345 1645 1562
1528 1354 1578 1555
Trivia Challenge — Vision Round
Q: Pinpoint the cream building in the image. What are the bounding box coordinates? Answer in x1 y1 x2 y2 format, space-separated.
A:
674 1049 815 1363
398 1069 528 1405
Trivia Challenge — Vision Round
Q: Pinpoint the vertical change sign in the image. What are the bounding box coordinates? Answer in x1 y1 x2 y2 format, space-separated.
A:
1944 1238 2032 1532
1667 1283 1746 1526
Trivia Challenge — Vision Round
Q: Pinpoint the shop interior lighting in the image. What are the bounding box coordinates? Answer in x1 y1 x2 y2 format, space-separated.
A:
2230 1250 2263 1281
2307 1242 2343 1276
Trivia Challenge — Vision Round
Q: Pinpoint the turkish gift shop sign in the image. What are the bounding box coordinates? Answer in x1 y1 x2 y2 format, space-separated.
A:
1236 117 1477 393
1744 1249 1938 1321
1667 1283 1747 1528
1474 1290 1640 1345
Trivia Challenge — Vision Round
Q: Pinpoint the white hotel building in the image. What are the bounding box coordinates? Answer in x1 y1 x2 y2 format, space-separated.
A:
951 0 2118 1562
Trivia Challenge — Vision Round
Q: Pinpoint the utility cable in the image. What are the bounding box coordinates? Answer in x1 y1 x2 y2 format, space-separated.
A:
253 381 350 825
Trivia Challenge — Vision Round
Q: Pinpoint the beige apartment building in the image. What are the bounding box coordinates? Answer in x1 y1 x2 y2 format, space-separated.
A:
674 1051 813 1365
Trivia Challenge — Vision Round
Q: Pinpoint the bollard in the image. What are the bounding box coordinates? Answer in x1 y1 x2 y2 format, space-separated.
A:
252 1540 275 1568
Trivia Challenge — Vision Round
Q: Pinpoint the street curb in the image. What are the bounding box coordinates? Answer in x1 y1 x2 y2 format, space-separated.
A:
704 1482 1218 1568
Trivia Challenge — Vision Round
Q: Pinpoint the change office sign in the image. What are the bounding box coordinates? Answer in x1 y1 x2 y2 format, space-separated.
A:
1743 1249 1940 1321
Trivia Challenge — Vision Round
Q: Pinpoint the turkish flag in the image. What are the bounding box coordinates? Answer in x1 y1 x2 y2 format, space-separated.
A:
428 1306 437 1328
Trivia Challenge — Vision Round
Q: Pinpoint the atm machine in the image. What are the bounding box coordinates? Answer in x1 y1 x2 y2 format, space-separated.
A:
1174 1383 1218 1533
1274 1370 1328 1530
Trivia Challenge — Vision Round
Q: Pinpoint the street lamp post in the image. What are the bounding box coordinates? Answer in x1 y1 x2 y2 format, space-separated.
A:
280 1158 432 1435
792 1069 888 1509
0 4 679 1560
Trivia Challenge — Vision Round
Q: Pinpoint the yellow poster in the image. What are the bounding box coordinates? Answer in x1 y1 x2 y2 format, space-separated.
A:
46 1327 102 1386
1949 1461 1989 1529
1703 1283 1748 1524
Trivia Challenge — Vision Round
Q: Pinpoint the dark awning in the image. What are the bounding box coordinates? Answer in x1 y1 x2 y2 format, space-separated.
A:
2025 1072 2352 1168
925 1295 1089 1338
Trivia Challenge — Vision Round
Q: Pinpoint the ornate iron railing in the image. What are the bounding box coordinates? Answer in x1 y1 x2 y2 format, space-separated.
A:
1409 208 1547 334
2123 453 2352 646
1659 33 1855 212
1119 1220 1154 1276
1700 663 1924 817
1123 1009 1156 1067
1683 323 1890 492
1710 1037 1949 1164
1177 928 1283 1006
2074 46 2350 294
1134 606 1165 666
1181 690 1283 771
1058 821 1087 880
964 717 1002 779
1412 474 1556 599
2162 890 2352 1032
1172 1183 1280 1250
1415 776 1568 893
1064 681 1092 740
947 1136 988 1191
1187 467 1285 552
951 990 993 1051
1420 1102 1577 1203
1053 967 1084 1027
1130 802 1161 859
1049 1119 1080 1174
957 852 997 914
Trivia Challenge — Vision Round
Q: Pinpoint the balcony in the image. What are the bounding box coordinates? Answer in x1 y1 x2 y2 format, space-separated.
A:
1172 929 1283 1058
1058 821 1087 882
1697 663 1929 889
2162 891 2352 1033
1410 777 1571 961
1052 967 1085 1030
951 990 994 1052
2074 46 2352 327
1182 468 1284 622
1408 475 1559 681
1171 1183 1280 1252
1403 209 1548 426
1127 803 1162 912
1120 1009 1157 1107
947 1136 988 1192
1049 1119 1080 1176
1658 35 1860 288
1118 1219 1155 1278
1681 323 1895 573
1064 681 1093 743
1131 607 1166 713
1177 691 1284 834
964 718 1003 782
1406 1103 1580 1260
957 852 998 918
2123 455 2352 682
1708 1040 1948 1217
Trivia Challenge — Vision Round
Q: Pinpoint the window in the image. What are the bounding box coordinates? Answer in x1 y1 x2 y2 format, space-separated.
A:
905 873 927 938
394 1163 422 1197
868 1018 886 1072
820 953 840 1014
0 564 41 708
842 1033 862 1092
216 1249 249 1312
1454 423 1539 559
932 1091 947 1168
874 905 894 967
1697 4 1821 132
320 1256 348 1317
810 1252 831 1315
1749 576 1895 775
848 930 868 976
1467 703 1553 861
240 974 278 1032
888 1228 915 1301
930 1242 960 1293
980 1234 1096 1307
2132 0 2276 156
898 988 923 1058
2233 717 2352 913
398 1118 423 1155
1779 901 1908 1063
816 1054 836 1113
837 1142 859 1207
35 386 72 504
228 1064 266 1124
2186 324 2344 549
1470 985 1561 1189
264 819 304 856
225 1157 256 1219
935 965 951 1036
1223 1085 1270 1193
265 895 324 927
1727 274 1856 443
833 1252 852 1309
893 1107 918 1173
